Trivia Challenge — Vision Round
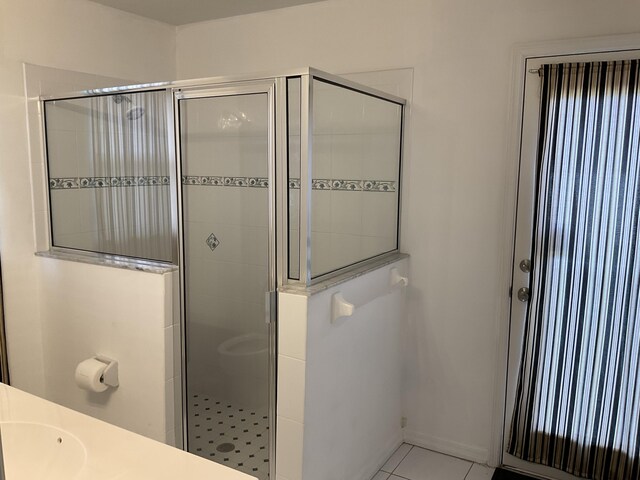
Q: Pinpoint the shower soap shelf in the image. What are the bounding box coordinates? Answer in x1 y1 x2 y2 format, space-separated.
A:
330 267 408 323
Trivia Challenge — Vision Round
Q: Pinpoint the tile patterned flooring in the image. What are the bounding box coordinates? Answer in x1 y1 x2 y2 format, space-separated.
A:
187 393 270 479
186 401 491 480
373 443 495 480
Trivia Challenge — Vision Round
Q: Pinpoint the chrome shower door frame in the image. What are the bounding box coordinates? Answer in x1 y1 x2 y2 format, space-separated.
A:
173 79 279 480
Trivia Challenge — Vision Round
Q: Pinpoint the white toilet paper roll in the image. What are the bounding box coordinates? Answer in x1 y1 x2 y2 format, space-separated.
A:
75 358 109 392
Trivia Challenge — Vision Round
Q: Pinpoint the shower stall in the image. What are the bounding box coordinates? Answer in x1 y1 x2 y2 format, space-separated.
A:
40 69 405 479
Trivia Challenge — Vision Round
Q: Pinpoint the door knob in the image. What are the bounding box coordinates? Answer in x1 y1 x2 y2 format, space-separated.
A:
517 287 530 302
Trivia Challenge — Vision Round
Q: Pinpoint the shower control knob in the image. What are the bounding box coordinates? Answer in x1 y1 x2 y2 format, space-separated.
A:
517 287 530 302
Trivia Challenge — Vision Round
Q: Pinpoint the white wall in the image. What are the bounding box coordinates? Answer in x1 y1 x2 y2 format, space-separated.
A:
0 0 176 436
176 0 640 462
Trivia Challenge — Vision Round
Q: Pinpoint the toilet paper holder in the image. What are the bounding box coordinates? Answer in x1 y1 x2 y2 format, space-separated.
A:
95 355 119 388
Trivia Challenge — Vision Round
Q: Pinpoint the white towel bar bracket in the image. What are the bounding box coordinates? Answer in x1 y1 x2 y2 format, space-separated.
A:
330 267 408 323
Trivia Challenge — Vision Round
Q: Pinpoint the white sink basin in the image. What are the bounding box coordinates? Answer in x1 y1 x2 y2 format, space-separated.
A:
0 384 257 479
1 421 87 479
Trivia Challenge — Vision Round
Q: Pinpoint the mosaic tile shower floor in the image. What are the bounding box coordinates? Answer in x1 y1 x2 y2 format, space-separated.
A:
187 393 270 479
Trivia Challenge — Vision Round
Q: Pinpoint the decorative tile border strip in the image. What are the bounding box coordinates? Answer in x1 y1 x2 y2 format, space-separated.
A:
50 176 396 192
314 179 332 190
182 176 269 188
363 180 396 192
50 178 79 189
288 178 301 189
288 178 396 192
50 176 170 189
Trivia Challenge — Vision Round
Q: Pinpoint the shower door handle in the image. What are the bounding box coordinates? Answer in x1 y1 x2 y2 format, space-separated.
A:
265 291 277 324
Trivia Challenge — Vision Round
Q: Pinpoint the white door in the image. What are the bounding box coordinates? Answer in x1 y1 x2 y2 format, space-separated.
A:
503 50 640 480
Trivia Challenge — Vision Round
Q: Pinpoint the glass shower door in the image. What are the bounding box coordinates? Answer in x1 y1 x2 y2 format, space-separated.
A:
177 83 275 480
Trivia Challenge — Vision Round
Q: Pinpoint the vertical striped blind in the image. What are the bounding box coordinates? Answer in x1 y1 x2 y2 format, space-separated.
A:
508 61 640 480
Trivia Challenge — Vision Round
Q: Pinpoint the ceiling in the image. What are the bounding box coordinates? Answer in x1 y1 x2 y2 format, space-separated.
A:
89 0 327 26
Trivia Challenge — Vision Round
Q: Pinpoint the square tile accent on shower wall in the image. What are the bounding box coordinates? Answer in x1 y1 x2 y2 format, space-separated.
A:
206 233 220 251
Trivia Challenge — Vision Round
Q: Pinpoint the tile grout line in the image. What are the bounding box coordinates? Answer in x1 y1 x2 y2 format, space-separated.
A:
390 444 414 475
404 444 483 470
463 462 474 480
380 444 489 480
385 445 482 480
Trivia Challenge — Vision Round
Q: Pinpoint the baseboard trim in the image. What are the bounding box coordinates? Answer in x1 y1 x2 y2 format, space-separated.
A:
403 430 489 464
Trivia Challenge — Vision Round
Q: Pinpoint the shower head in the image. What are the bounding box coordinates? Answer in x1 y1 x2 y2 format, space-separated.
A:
113 94 131 105
126 106 145 121
113 95 145 120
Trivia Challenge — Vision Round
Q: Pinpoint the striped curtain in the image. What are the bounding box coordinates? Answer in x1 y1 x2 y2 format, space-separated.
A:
508 61 640 480
91 91 173 262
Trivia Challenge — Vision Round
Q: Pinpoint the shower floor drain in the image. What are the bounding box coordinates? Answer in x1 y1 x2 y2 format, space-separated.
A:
188 393 269 479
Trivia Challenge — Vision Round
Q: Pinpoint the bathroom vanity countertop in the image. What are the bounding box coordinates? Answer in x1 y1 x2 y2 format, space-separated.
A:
0 384 256 480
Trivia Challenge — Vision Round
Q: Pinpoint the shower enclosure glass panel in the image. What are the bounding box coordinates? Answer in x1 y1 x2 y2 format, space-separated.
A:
310 79 403 278
179 87 273 480
43 92 174 262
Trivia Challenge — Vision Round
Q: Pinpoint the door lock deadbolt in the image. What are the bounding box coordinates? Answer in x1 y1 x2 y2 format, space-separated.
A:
519 259 531 273
517 287 530 302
